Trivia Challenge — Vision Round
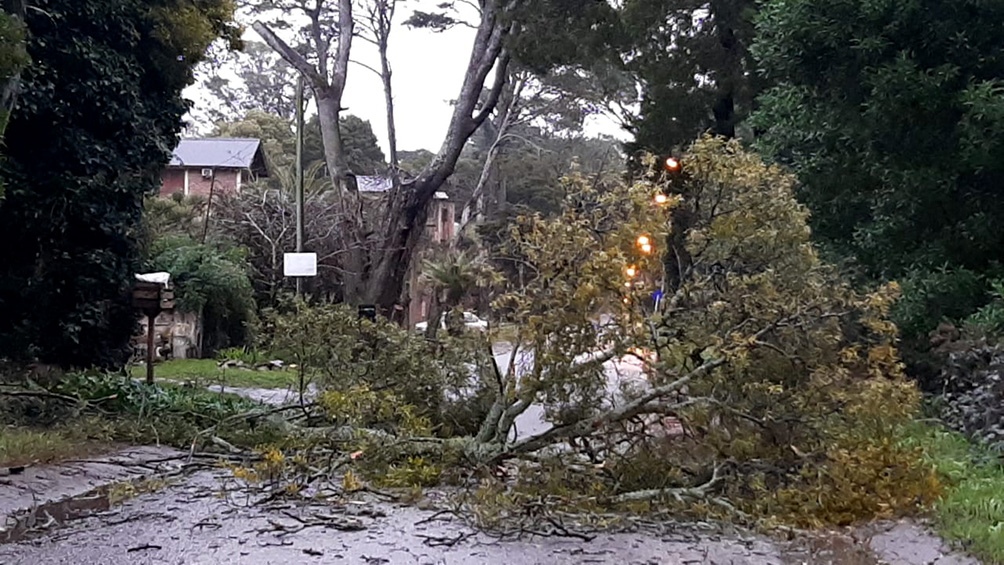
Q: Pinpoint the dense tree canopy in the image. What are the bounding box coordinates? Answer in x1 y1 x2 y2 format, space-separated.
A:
751 0 1004 281
0 0 239 368
490 132 623 218
201 40 299 123
303 114 386 176
621 0 759 157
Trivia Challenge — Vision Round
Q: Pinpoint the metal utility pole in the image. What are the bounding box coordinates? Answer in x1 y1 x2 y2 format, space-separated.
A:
295 75 305 297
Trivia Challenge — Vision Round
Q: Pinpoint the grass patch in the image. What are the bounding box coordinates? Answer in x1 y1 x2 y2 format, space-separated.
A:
0 370 299 474
902 423 1004 563
130 358 298 389
0 426 108 468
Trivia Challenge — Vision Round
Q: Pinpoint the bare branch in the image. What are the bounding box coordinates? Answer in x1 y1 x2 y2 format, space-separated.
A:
252 22 326 88
350 58 383 78
611 464 725 504
506 356 728 457
471 49 512 128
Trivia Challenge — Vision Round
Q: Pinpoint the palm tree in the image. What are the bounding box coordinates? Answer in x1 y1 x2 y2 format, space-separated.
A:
269 160 331 194
419 249 497 339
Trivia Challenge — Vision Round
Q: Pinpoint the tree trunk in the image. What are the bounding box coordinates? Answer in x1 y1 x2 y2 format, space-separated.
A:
424 291 442 339
364 8 514 311
378 39 398 169
259 0 515 312
709 1 749 139
315 89 351 187
365 173 446 309
316 89 366 301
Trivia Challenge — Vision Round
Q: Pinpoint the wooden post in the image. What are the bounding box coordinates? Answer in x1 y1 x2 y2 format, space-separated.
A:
145 311 156 385
295 75 305 297
133 279 174 386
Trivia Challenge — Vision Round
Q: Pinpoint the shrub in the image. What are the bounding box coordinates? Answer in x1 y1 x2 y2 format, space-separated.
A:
932 344 1004 451
963 278 1004 337
53 371 282 447
148 236 257 355
892 267 988 341
259 300 496 434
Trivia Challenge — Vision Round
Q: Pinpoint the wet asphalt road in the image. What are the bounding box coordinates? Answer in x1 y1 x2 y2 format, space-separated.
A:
0 468 981 565
0 353 980 565
0 471 792 565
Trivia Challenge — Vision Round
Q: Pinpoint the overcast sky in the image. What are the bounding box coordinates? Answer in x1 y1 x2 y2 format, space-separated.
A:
184 0 630 155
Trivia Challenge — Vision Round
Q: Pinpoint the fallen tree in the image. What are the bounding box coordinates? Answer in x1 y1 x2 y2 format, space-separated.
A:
232 137 940 530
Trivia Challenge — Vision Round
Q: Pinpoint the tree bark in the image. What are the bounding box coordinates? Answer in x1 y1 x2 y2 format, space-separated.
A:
423 291 442 339
379 45 398 170
315 90 351 186
366 2 515 309
709 1 749 139
252 0 354 189
375 6 398 169
459 74 523 231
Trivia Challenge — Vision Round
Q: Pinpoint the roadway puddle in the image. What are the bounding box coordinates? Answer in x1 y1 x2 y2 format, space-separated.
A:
0 475 169 544
781 531 883 564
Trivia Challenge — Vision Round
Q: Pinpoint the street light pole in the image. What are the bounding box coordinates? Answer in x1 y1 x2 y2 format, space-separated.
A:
295 75 305 297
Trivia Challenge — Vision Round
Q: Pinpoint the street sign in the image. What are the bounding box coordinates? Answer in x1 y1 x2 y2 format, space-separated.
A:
283 253 317 277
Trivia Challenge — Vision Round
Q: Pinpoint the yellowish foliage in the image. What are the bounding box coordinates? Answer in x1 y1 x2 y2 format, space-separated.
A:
376 457 443 488
342 470 363 492
486 135 934 527
248 136 935 529
757 439 941 527
319 384 433 436
106 478 169 505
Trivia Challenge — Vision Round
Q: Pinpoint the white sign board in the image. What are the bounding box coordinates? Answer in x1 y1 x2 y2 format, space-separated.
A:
283 253 317 277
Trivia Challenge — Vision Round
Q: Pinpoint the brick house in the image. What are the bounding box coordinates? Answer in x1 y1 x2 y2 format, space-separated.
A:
159 138 269 198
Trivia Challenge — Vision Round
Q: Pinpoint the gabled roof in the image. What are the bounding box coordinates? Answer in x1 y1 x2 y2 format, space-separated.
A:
356 175 448 200
169 138 268 176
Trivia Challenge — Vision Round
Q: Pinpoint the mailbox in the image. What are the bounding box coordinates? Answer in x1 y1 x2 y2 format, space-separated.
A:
133 273 175 384
132 281 173 312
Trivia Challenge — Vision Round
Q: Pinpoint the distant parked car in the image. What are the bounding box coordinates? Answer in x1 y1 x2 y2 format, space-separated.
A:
415 312 488 333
